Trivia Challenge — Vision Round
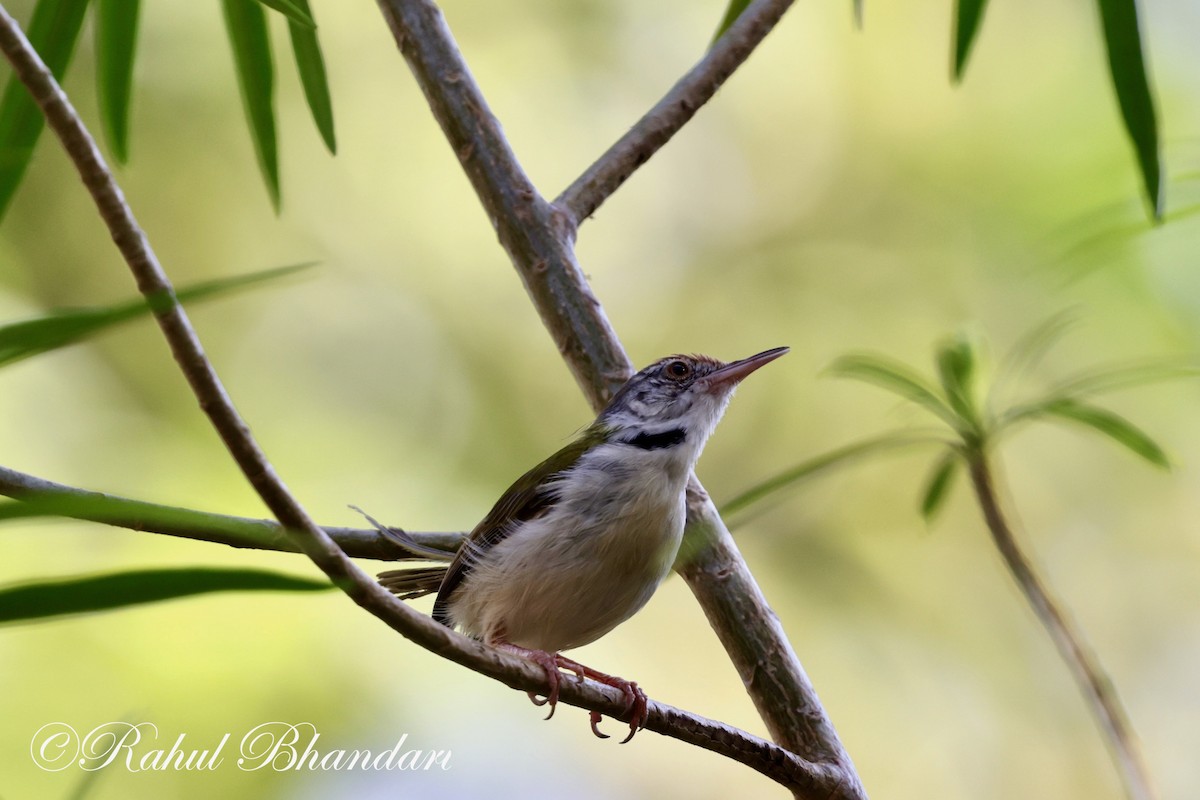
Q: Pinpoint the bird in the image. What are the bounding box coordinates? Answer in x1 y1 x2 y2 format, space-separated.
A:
376 347 788 742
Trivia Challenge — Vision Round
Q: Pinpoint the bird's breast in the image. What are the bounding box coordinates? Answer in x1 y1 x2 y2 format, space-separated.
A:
446 443 690 652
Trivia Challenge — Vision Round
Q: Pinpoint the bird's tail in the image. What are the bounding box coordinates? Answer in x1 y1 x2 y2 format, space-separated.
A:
377 566 448 600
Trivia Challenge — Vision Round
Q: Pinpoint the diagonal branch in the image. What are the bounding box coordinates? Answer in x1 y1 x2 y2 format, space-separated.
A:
0 4 842 793
556 0 796 226
375 0 630 405
376 1 863 796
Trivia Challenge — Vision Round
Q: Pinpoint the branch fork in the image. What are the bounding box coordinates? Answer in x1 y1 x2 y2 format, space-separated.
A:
0 0 861 795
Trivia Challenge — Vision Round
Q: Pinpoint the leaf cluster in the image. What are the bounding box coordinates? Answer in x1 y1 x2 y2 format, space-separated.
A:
0 0 335 217
725 318 1193 523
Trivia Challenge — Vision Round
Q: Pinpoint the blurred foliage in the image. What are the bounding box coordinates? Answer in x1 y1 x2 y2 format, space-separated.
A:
0 0 330 217
715 0 1163 218
727 324 1191 523
831 328 1184 515
0 0 89 218
94 0 140 164
0 262 311 366
0 0 1197 799
0 565 332 624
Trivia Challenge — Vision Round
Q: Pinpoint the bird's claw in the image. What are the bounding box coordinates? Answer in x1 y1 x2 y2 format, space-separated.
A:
589 710 610 739
526 690 555 720
498 644 648 740
521 651 564 720
585 679 648 743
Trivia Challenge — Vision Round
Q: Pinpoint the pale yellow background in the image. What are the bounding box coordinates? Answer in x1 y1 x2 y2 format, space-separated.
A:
1 0 1198 798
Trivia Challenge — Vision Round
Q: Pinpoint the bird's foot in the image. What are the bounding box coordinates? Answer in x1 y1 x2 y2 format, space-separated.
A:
554 655 648 744
496 645 648 742
495 644 582 721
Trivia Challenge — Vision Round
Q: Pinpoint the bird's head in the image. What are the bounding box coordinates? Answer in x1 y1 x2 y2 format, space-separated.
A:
597 347 789 452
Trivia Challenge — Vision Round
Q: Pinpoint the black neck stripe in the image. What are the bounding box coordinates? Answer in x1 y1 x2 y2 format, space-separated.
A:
624 428 687 450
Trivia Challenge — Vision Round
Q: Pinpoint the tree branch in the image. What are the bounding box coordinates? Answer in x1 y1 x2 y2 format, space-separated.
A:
556 0 796 226
0 464 463 559
375 0 630 404
0 3 842 793
376 1 863 796
967 456 1155 800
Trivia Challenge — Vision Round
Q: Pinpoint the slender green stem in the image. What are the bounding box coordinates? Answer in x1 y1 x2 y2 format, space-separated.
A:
0 464 463 559
967 456 1155 800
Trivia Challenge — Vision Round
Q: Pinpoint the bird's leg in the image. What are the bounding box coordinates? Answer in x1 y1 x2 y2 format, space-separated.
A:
493 642 584 721
493 643 647 742
551 654 649 744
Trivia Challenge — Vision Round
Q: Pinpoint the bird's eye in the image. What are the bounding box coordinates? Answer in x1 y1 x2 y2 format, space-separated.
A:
664 360 692 381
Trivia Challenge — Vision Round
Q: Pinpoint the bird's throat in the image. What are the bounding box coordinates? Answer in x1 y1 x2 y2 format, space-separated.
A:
623 428 687 451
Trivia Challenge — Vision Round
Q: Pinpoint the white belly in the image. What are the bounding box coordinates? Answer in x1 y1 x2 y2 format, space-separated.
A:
446 445 688 651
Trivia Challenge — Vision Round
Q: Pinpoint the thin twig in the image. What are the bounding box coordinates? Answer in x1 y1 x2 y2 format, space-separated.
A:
0 465 464 559
556 0 796 226
375 1 863 794
0 4 838 792
375 0 630 405
967 456 1156 800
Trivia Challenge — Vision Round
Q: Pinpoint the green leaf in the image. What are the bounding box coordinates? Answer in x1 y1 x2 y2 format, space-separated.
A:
1096 0 1163 219
0 567 332 624
1036 398 1168 468
94 0 140 164
935 334 978 422
0 0 90 222
252 0 315 28
1052 358 1200 398
287 0 336 154
952 0 990 81
0 262 313 368
722 430 946 517
710 0 750 45
996 310 1077 385
853 0 864 29
920 449 961 520
222 0 279 210
829 353 960 427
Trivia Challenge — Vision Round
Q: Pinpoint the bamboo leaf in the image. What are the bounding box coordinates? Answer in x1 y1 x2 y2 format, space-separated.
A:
252 0 314 28
952 0 990 81
222 0 279 210
0 568 332 624
94 0 140 164
1036 398 1168 468
710 0 750 45
287 0 336 153
829 354 960 427
1096 0 1163 219
722 430 945 516
0 262 312 368
920 449 960 520
0 0 90 221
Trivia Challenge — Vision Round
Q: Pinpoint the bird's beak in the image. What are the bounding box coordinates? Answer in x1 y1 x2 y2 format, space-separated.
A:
700 346 790 391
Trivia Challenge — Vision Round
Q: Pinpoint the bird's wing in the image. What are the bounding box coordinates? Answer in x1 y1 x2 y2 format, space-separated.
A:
431 430 601 627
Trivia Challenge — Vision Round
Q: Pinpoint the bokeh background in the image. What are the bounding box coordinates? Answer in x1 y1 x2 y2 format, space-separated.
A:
2 0 1198 797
